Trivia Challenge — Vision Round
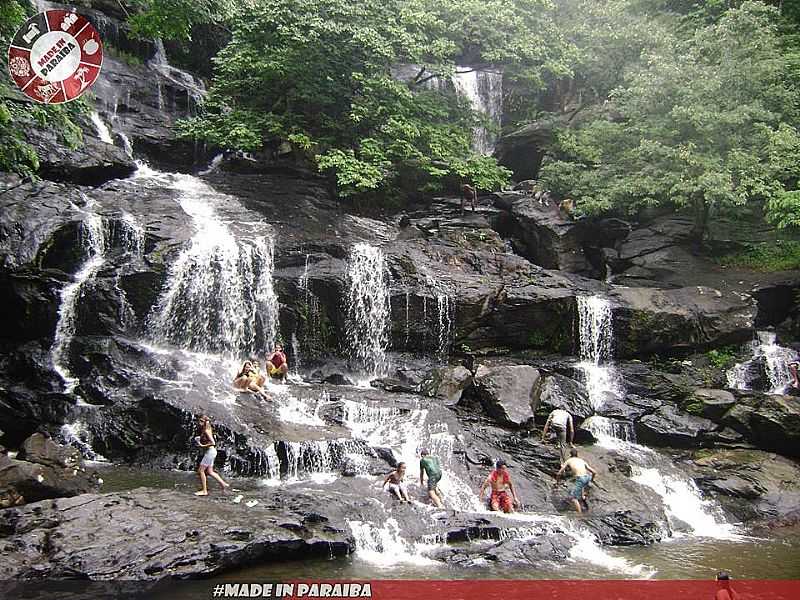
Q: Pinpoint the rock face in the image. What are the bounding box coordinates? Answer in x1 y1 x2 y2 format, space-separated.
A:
0 434 99 508
0 489 352 579
691 449 800 524
637 405 717 448
466 365 541 427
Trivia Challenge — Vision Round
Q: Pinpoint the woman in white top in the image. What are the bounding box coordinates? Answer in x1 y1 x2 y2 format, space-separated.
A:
195 415 230 496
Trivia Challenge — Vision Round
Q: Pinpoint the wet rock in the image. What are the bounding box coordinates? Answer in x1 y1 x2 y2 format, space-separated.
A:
612 287 756 358
748 395 800 458
690 389 736 421
17 433 82 470
0 448 99 508
467 365 541 427
691 449 800 524
0 489 352 579
535 374 593 420
636 405 717 448
432 366 473 405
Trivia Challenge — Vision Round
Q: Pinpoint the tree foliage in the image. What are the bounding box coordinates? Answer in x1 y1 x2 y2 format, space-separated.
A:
540 2 800 236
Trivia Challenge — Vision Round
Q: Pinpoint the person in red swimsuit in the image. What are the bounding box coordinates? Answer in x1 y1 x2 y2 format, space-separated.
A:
478 459 520 513
266 344 288 383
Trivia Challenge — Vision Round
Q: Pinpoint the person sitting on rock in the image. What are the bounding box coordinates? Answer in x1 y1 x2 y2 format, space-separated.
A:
233 360 270 400
419 448 444 508
382 462 411 503
479 459 520 513
194 415 230 496
541 408 574 464
461 183 477 213
555 448 597 514
266 344 288 383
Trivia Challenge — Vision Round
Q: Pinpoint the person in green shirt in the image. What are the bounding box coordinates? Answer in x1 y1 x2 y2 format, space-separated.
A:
419 448 444 508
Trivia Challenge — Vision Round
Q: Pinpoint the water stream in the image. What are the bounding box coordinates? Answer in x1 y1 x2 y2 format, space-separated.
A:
345 244 391 380
576 296 624 410
727 331 798 394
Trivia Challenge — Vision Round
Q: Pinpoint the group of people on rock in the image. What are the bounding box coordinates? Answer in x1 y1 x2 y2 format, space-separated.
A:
232 344 290 400
378 407 596 515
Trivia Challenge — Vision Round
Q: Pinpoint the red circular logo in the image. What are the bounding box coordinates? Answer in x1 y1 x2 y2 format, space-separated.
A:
7 10 103 104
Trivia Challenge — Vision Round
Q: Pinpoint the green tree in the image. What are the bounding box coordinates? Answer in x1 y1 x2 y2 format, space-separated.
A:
540 2 800 238
176 0 579 199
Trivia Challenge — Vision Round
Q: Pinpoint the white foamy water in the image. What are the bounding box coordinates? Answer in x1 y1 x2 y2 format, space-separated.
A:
90 111 114 144
147 175 279 357
347 519 440 566
58 422 108 462
345 244 391 379
727 331 798 394
51 209 107 394
577 295 624 410
567 527 655 577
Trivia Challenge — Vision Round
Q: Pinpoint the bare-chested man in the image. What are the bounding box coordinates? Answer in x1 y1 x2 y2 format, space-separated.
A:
478 459 520 513
555 448 597 514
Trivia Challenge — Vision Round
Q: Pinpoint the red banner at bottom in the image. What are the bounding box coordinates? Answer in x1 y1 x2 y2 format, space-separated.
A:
277 580 800 600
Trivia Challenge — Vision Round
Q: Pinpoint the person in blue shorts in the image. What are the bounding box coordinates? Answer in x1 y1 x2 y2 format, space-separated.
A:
555 448 597 514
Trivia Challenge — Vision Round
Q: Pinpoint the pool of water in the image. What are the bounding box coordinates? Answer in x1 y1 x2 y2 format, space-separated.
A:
93 465 800 580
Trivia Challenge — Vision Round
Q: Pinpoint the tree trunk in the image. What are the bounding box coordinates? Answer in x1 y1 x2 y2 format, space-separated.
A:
690 196 709 243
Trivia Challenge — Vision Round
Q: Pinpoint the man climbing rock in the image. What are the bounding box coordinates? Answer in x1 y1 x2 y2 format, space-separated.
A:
266 344 288 383
419 448 444 508
541 408 574 464
478 459 520 513
555 448 597 514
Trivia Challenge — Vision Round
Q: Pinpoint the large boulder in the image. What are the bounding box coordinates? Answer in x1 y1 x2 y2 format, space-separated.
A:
636 404 718 448
0 488 352 579
691 448 800 524
748 395 800 457
17 433 82 470
535 373 593 420
467 365 541 427
612 286 756 358
433 365 473 405
688 389 737 421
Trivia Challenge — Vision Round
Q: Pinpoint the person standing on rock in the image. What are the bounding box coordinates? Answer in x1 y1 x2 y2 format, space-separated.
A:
266 344 289 383
382 462 411 503
541 408 574 464
479 459 520 513
195 415 230 496
555 448 596 514
419 448 444 508
461 183 477 213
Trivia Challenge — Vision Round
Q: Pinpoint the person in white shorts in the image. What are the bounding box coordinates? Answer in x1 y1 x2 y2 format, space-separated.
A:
541 408 574 464
195 415 230 496
382 462 411 503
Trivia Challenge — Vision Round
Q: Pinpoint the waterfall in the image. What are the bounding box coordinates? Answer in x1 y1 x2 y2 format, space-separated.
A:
435 294 453 361
58 422 107 462
199 153 224 176
345 244 391 379
727 331 798 394
576 296 624 410
51 210 107 394
90 112 114 145
347 519 439 566
119 133 134 158
451 68 503 155
631 466 737 539
581 415 636 443
147 176 279 357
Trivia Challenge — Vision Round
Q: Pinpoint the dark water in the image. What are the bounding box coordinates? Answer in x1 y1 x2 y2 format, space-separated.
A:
94 465 800 580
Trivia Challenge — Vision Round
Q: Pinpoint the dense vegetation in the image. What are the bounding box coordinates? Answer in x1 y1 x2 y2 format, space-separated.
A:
1 0 798 236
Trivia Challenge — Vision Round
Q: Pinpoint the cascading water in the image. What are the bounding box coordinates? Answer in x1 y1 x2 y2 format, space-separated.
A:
435 294 453 361
451 69 503 155
90 111 114 144
58 422 108 462
576 296 624 410
147 175 279 357
51 209 107 394
727 331 798 394
345 244 391 379
347 518 439 566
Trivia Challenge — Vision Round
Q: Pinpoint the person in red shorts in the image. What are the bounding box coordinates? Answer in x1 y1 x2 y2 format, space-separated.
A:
266 344 288 383
478 459 520 513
